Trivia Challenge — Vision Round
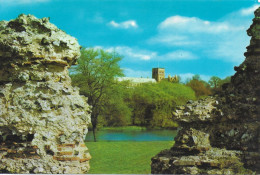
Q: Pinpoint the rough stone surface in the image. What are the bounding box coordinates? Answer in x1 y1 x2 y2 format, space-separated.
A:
0 14 91 173
151 7 260 174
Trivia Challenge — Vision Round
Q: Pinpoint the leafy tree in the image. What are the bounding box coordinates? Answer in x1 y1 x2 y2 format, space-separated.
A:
70 47 124 141
184 74 201 84
192 74 201 81
220 76 231 85
101 82 132 127
186 79 211 97
210 76 231 93
177 75 181 83
209 76 221 89
129 81 196 128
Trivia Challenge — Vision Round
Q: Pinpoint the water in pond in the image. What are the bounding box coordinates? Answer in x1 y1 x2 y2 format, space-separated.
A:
85 129 177 142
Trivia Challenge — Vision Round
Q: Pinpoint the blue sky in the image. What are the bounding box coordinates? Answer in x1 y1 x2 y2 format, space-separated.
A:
0 0 259 81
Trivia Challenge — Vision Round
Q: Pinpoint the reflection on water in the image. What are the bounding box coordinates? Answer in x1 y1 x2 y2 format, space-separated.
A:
85 129 177 142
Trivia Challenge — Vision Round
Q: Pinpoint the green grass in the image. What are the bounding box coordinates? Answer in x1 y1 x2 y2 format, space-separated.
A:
86 141 174 174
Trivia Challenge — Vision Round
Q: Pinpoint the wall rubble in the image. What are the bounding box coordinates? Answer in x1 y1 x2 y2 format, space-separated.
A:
151 7 260 174
0 14 91 173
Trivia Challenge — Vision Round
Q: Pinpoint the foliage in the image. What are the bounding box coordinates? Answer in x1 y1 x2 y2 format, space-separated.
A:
192 74 201 81
86 141 174 174
185 75 232 96
70 47 124 141
208 76 231 94
70 48 201 129
128 81 196 128
100 82 132 127
209 76 221 89
186 75 212 97
186 79 212 97
219 76 231 86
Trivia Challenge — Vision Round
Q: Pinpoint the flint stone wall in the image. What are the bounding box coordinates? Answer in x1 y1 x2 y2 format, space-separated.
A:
151 7 260 174
0 14 91 174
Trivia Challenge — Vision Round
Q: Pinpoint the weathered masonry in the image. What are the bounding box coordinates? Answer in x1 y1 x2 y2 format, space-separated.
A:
151 7 260 174
0 14 91 173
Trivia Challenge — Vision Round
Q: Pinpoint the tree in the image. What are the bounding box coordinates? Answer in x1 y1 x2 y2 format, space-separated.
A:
220 76 231 85
101 82 132 127
209 76 231 94
70 47 124 141
177 75 181 83
192 74 201 81
129 81 196 128
209 76 221 89
186 79 212 97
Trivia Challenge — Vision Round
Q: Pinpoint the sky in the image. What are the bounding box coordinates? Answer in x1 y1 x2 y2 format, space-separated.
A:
0 0 259 82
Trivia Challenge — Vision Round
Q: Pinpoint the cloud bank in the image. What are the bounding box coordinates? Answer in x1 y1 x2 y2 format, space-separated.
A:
123 68 151 78
94 46 156 61
108 20 138 29
149 4 259 63
94 45 197 62
240 4 259 16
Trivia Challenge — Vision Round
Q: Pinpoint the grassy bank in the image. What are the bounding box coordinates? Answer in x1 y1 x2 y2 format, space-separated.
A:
86 141 174 174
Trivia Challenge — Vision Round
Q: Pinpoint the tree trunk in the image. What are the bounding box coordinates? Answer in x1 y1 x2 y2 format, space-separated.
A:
91 114 98 142
92 125 97 142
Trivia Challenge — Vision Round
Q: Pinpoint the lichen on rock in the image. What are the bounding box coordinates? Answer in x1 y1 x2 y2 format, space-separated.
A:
0 14 91 173
151 7 260 174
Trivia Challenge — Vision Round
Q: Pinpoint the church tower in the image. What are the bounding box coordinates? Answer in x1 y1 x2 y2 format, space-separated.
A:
152 68 165 82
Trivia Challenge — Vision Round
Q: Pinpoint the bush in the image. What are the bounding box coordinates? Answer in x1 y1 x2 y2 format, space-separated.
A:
186 79 212 97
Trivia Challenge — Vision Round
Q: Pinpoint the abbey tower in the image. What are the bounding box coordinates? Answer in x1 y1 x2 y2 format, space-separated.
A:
152 68 165 82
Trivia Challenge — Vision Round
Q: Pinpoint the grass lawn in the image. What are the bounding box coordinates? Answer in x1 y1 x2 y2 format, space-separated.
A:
86 141 174 174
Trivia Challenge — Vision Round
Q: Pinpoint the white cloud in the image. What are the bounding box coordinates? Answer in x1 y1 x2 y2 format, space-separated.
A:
158 16 238 34
117 47 156 60
149 4 258 63
158 50 198 61
200 75 212 82
123 68 151 78
93 46 103 50
0 0 49 5
94 46 157 61
114 46 155 60
94 45 196 61
240 4 259 16
149 35 199 46
211 4 259 63
150 15 242 47
108 20 138 29
178 73 194 82
212 32 248 63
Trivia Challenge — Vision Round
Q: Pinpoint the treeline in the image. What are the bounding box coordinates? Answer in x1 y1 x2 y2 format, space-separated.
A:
102 81 196 128
185 74 231 97
69 48 230 140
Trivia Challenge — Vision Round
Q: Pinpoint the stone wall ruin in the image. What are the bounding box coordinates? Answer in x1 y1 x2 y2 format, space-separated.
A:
151 7 260 174
0 14 91 173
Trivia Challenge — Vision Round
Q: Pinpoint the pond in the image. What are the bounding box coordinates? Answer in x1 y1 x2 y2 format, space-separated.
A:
85 129 177 142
